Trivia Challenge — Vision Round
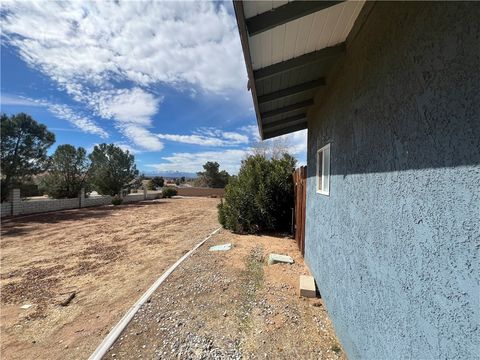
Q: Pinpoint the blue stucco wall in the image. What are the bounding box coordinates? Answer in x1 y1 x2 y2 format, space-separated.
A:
305 2 480 359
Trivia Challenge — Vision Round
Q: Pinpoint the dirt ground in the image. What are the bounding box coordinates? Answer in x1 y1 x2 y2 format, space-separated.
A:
107 229 346 360
0 198 220 360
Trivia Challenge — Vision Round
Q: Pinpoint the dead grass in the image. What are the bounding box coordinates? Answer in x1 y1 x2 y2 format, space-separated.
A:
106 229 346 359
0 197 220 360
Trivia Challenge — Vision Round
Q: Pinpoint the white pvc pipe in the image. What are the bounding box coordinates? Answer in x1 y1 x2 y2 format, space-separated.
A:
88 227 222 360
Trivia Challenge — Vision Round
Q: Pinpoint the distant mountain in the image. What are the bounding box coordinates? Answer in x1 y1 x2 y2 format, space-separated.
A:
142 171 198 179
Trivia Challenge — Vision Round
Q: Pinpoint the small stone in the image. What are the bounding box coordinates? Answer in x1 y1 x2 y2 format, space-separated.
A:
267 254 294 265
209 243 232 252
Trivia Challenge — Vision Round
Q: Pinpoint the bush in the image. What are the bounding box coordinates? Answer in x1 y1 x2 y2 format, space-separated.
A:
162 187 178 198
111 195 123 206
147 180 156 190
218 154 296 234
151 176 164 188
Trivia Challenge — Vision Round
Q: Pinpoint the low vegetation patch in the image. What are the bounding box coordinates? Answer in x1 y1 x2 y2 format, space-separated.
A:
238 246 264 332
162 187 178 198
331 344 342 354
111 195 123 205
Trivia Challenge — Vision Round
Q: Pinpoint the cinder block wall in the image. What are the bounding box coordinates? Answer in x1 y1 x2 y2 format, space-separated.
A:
176 187 224 197
122 193 144 203
0 190 160 217
1 202 11 217
21 198 79 215
305 2 479 359
83 196 112 208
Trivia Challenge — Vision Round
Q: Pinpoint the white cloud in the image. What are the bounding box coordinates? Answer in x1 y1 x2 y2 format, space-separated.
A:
147 149 248 174
277 129 308 155
1 94 42 107
93 88 162 126
114 142 143 155
157 134 226 147
147 128 307 174
1 1 309 163
157 128 249 147
119 124 164 152
240 125 261 142
47 104 109 139
0 94 109 138
1 1 246 94
90 87 164 151
222 131 249 143
240 124 307 156
1 1 248 152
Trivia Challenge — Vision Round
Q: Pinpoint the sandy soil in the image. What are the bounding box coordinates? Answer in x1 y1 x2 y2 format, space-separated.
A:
0 198 220 360
107 229 346 360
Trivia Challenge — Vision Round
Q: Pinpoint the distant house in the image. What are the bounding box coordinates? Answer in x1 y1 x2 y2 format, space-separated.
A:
234 1 479 359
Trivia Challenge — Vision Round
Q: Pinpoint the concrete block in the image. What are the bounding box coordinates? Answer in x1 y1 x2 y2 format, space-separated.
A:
267 253 294 265
299 275 317 298
209 243 232 251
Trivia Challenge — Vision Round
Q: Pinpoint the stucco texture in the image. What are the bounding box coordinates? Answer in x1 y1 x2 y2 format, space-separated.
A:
305 2 480 359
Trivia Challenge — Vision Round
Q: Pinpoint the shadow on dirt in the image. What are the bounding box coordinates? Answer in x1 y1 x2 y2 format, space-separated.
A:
0 200 168 237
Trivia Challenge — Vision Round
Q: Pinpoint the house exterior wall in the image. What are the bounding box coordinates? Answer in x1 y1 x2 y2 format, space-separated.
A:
305 2 479 359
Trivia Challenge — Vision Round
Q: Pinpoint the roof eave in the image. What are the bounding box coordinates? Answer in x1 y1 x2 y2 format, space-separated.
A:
233 0 265 140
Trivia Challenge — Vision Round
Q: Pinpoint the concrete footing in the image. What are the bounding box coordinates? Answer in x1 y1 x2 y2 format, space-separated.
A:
299 275 317 298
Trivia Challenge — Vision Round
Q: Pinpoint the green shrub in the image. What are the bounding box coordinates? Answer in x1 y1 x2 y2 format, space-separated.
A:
111 195 123 206
162 187 178 198
147 180 156 190
218 153 296 234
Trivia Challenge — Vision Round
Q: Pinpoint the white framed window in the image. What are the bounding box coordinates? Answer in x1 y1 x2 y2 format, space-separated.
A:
316 143 330 195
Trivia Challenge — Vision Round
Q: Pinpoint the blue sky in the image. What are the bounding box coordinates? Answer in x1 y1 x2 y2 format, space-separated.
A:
1 1 306 175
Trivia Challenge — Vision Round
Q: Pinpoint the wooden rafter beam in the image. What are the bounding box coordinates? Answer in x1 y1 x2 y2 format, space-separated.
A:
263 113 307 130
261 99 314 119
263 121 308 140
246 1 344 36
254 43 345 81
258 78 325 104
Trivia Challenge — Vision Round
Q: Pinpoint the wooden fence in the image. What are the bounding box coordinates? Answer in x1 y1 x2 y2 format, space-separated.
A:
293 166 307 256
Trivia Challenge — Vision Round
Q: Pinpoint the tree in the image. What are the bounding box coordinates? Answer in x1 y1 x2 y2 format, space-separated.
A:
1 113 55 200
196 161 230 188
130 174 144 191
218 153 296 234
151 176 164 188
88 143 138 196
39 144 89 198
251 136 293 159
147 180 156 190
